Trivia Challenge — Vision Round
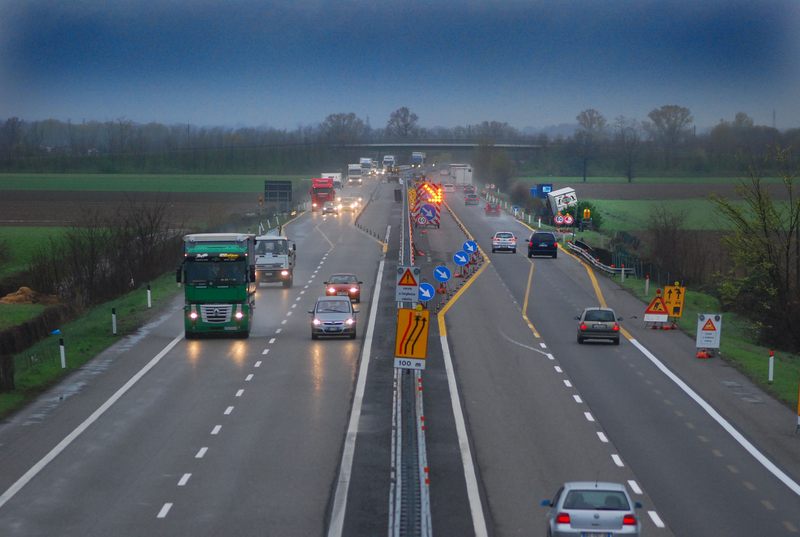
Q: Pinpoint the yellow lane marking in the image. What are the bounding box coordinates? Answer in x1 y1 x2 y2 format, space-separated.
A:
522 260 541 338
354 225 387 250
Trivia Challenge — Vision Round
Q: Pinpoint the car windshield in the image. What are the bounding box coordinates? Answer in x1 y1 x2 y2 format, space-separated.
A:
329 275 356 284
316 300 351 313
563 490 630 511
533 233 554 241
496 233 513 239
584 310 615 322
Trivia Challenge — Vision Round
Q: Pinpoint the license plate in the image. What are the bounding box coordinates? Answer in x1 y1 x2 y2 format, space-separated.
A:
337 292 348 296
539 243 549 247
264 272 274 276
592 324 606 329
581 533 608 537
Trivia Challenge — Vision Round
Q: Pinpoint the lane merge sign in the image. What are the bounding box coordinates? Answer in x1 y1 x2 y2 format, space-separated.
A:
395 308 430 369
395 266 421 303
434 265 451 282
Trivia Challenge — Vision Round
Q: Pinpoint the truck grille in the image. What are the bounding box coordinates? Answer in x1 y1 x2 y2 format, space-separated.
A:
200 304 232 323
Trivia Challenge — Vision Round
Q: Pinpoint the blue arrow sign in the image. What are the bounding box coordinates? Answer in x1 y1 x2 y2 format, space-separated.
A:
418 282 435 302
463 240 478 253
420 203 436 219
453 251 469 266
434 265 451 282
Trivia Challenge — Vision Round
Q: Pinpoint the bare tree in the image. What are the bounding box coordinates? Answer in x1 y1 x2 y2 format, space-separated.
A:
320 113 366 144
645 105 693 168
386 107 419 138
575 109 606 182
614 116 642 183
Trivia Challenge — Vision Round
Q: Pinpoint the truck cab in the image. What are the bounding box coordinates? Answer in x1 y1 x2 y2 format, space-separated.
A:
255 233 296 288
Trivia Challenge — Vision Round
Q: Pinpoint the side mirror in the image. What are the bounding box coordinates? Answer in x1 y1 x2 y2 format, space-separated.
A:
574 315 581 320
617 317 623 321
635 501 643 509
323 281 328 285
307 310 314 315
292 243 296 251
176 267 182 283
358 281 363 284
540 499 552 507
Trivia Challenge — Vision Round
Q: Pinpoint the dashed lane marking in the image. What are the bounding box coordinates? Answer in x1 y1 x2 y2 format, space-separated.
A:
262 349 269 355
563 380 572 388
281 320 287 325
611 454 624 467
648 511 666 528
584 412 595 422
255 361 261 367
245 374 254 381
573 395 582 403
597 432 609 443
195 447 208 459
628 480 642 495
225 405 235 414
211 425 221 435
157 503 173 518
554 366 563 373
276 328 282 334
178 474 191 487
269 338 276 344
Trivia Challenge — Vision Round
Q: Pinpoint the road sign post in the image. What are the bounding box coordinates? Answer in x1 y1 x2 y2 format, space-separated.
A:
394 308 430 369
696 313 722 358
395 266 421 304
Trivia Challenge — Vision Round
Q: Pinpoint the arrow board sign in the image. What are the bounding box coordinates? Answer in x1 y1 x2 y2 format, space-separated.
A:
395 266 421 303
453 251 469 266
644 295 669 323
434 265 451 282
463 240 478 253
395 308 430 369
696 313 722 349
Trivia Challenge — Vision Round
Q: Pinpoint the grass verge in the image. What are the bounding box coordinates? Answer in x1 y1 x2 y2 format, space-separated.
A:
610 273 800 410
0 227 67 278
0 273 182 417
0 304 47 330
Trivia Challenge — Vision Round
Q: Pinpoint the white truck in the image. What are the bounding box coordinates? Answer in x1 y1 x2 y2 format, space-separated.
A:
255 231 296 288
347 164 363 185
321 172 343 189
382 155 396 169
450 164 473 188
359 158 373 175
547 186 578 215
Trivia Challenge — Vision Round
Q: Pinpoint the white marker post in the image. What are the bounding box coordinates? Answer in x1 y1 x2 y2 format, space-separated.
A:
59 338 66 369
537 217 541 228
768 350 774 384
645 274 650 296
621 264 626 283
112 307 117 335
147 284 152 308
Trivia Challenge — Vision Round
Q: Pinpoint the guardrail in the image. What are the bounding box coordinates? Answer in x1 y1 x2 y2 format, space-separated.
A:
566 241 636 276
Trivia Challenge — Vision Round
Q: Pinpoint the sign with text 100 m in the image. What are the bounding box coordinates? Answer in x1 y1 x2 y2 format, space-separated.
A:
394 308 430 369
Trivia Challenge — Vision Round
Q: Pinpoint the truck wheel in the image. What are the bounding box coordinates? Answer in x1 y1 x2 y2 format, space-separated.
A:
185 331 195 340
283 277 293 289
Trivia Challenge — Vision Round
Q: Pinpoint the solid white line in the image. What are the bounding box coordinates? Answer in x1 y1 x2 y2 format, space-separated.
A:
563 380 572 388
211 425 221 435
597 432 609 443
178 473 191 487
225 405 235 414
628 480 643 495
327 257 386 537
554 366 563 373
261 349 269 355
269 338 276 344
245 374 254 381
611 454 624 467
255 361 262 367
648 511 666 528
157 503 173 518
0 334 183 511
440 334 489 536
584 412 595 422
573 395 583 403
195 447 208 459
630 338 800 497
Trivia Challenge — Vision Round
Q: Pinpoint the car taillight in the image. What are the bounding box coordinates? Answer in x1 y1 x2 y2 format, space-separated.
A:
510 238 516 242
328 287 336 294
613 323 620 331
580 323 588 331
529 241 533 247
623 514 637 525
555 512 570 524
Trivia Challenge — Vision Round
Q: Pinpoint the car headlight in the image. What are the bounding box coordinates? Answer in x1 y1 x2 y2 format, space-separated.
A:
345 318 355 325
328 287 336 294
312 318 321 326
349 287 358 293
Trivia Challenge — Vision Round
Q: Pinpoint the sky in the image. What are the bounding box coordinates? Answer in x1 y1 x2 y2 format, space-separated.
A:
1 0 799 130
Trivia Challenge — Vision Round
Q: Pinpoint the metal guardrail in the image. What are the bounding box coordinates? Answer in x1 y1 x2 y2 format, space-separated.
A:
566 242 635 276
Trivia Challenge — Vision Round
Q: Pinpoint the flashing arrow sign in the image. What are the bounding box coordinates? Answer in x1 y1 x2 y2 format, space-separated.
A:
418 282 435 302
463 240 478 253
453 251 469 266
434 265 451 282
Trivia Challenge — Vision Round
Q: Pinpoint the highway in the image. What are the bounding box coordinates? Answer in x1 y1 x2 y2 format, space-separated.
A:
0 176 798 536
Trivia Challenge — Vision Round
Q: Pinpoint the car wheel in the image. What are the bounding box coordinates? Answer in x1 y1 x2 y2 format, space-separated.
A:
283 277 293 289
491 248 496 253
577 336 583 344
613 338 620 345
311 332 318 340
528 252 533 258
553 252 558 258
350 330 357 339
512 248 516 254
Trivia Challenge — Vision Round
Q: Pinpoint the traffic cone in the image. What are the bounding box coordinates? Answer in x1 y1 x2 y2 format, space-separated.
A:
696 349 710 359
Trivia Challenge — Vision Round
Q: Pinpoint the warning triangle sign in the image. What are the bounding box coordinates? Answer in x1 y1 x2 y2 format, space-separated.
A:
701 318 717 331
398 269 418 286
645 296 667 314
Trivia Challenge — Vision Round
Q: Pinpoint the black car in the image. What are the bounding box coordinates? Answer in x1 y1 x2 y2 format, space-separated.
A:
528 231 558 258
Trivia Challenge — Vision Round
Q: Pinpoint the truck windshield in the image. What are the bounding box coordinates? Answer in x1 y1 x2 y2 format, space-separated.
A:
185 260 246 285
256 240 287 255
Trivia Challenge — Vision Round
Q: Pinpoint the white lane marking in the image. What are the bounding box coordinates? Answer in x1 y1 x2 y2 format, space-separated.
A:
261 349 269 355
300 290 306 295
628 480 642 495
255 361 262 368
563 380 572 388
276 328 282 334
295 297 301 302
178 474 191 487
245 374 254 381
281 320 287 325
225 406 235 414
234 389 243 398
157 503 173 518
546 354 554 361
648 511 666 528
195 447 208 459
314 270 318 274
304 285 309 289
630 338 800 497
0 334 183 510
611 454 624 467
310 275 315 280
328 257 385 537
498 330 549 356
554 366 563 373
584 412 595 422
597 432 609 443
539 342 547 349
291 304 297 309
573 395 583 403
440 334 489 536
211 425 221 435
269 338 276 344
287 311 293 316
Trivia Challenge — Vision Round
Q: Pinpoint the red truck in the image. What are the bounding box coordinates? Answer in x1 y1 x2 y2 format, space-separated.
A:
310 177 335 211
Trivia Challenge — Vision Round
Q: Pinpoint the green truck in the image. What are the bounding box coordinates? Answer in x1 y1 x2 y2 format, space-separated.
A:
177 233 256 338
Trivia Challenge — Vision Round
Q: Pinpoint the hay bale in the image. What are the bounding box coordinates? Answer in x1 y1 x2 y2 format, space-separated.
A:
0 287 59 305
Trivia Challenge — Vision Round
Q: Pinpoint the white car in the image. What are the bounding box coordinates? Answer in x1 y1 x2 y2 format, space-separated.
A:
491 231 517 253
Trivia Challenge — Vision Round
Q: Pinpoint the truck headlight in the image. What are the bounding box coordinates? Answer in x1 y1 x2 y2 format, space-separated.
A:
235 311 244 320
281 270 289 276
189 311 198 320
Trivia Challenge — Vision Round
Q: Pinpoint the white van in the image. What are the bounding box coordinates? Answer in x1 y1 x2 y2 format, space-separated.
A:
443 183 455 193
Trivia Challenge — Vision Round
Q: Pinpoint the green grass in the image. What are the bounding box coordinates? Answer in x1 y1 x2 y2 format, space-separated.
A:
515 175 783 185
0 304 47 330
0 227 67 277
0 173 307 192
0 272 182 417
612 274 800 410
587 199 738 231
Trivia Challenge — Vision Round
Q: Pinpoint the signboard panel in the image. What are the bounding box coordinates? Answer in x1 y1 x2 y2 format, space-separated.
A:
696 313 722 349
395 308 430 369
395 266 420 303
663 285 686 318
434 265 451 282
644 295 669 323
418 282 435 302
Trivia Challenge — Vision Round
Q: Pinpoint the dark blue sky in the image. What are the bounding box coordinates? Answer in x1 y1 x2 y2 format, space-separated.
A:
2 0 798 130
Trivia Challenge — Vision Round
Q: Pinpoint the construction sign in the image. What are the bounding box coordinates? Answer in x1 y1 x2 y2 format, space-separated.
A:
663 284 686 318
395 308 430 369
696 313 722 349
644 293 669 323
395 265 421 303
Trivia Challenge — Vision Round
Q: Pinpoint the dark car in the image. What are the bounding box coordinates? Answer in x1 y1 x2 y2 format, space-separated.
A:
576 307 622 344
309 296 358 339
528 231 558 258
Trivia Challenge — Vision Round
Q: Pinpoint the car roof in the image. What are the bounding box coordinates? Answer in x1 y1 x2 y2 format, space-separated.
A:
494 231 515 235
582 307 616 313
563 481 627 491
329 273 357 278
316 295 351 303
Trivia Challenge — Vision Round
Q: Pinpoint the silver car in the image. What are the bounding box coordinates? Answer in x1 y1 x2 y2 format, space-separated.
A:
576 307 622 345
309 296 358 339
541 481 642 536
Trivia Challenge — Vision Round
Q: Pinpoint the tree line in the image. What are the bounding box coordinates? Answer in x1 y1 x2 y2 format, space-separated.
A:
1 106 798 177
